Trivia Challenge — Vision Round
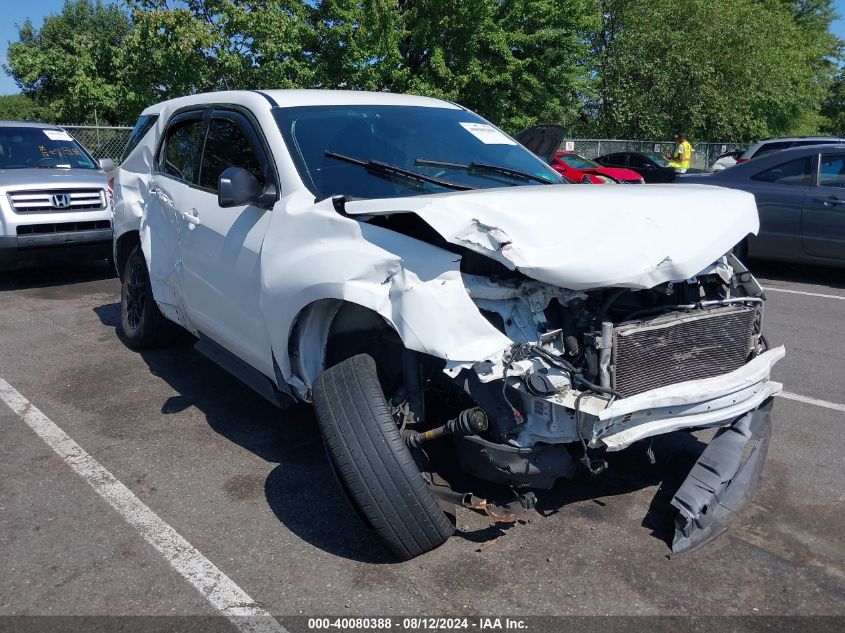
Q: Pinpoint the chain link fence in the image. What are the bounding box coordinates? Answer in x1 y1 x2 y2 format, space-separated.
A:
561 139 747 171
61 125 745 171
64 125 133 164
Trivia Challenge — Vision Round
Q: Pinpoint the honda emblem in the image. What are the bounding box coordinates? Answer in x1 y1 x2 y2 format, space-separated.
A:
51 193 71 209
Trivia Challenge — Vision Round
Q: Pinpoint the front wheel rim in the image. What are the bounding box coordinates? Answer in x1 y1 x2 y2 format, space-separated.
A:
124 261 146 330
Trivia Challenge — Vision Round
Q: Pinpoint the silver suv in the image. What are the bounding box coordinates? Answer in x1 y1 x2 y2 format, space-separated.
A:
0 121 113 270
737 136 845 163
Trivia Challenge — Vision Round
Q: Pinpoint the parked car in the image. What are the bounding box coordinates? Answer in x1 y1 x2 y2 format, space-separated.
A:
0 121 113 270
680 144 845 265
736 136 845 164
113 90 783 560
512 126 642 183
711 149 744 172
594 151 680 182
551 151 644 184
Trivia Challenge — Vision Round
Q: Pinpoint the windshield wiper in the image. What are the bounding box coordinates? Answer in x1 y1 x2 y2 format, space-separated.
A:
324 151 474 191
414 159 557 185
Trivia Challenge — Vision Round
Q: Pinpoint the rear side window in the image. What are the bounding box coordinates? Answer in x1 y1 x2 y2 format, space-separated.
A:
602 153 626 166
751 157 812 186
161 116 205 184
753 141 793 159
121 114 158 162
198 117 265 190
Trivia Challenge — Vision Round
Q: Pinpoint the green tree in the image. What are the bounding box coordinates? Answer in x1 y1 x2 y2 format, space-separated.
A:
118 0 313 114
821 68 845 135
5 0 133 124
0 94 54 122
309 0 599 132
591 0 841 141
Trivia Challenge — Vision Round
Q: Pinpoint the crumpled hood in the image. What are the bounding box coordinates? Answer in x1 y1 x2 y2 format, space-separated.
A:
344 183 759 290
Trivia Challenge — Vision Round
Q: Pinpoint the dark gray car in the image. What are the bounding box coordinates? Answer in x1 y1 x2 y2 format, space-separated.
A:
679 144 845 266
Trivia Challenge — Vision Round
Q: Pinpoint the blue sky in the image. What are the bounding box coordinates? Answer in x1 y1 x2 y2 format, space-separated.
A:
3 0 845 96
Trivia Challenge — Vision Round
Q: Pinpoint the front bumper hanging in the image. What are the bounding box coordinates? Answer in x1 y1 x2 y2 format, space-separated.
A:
670 398 774 553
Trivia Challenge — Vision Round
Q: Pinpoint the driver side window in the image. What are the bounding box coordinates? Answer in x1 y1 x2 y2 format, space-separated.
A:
198 117 266 191
751 157 812 186
628 154 650 169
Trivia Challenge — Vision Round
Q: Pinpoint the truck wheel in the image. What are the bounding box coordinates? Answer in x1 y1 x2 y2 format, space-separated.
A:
313 354 454 560
120 247 178 349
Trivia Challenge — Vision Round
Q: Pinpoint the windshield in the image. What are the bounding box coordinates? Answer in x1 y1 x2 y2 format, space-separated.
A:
0 127 97 169
558 153 598 169
274 105 562 200
644 152 670 167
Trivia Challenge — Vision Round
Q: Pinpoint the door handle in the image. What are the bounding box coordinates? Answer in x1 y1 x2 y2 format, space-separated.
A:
814 196 845 206
149 186 174 208
178 208 201 227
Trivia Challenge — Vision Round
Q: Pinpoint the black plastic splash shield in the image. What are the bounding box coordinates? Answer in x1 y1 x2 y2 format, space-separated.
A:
670 397 774 553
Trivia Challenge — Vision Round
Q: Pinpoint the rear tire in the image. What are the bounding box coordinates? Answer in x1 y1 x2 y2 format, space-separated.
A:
120 247 179 349
313 354 454 560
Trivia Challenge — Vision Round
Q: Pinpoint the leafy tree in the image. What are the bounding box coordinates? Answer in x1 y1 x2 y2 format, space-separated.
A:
821 68 845 135
590 0 841 141
309 0 599 132
0 94 54 122
5 0 132 124
118 0 313 114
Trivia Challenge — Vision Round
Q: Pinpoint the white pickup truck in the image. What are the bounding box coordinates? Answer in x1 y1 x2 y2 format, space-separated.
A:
113 89 783 560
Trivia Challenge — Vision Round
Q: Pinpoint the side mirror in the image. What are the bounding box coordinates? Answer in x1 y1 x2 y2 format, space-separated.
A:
218 166 262 207
98 158 115 172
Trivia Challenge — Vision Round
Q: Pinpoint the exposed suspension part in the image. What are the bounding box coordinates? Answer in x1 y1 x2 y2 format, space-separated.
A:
402 407 488 449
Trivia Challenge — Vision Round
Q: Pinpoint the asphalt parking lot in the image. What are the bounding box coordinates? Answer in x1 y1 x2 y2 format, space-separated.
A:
0 259 843 625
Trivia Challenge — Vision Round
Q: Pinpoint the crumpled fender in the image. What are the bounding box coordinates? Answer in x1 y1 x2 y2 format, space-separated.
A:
670 398 773 553
113 132 191 328
259 194 511 395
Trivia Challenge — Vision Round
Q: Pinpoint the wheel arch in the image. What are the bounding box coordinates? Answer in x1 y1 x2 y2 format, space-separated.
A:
114 230 141 281
286 298 406 399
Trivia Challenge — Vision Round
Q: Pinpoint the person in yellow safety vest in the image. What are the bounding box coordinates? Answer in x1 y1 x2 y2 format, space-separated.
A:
665 132 692 173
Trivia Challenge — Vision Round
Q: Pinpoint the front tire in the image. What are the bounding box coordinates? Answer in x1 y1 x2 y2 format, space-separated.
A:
313 354 454 560
120 247 178 349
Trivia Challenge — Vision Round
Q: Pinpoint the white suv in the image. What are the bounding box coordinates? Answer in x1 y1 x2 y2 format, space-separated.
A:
0 121 112 269
113 90 784 560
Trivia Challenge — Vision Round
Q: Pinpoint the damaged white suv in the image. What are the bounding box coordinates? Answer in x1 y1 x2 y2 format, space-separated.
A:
113 90 784 560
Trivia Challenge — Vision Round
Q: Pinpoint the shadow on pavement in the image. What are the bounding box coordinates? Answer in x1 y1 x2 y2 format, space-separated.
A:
0 259 116 292
751 260 845 291
94 301 393 564
94 300 707 561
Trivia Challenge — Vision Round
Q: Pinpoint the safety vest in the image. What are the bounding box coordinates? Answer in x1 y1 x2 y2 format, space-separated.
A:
673 140 692 170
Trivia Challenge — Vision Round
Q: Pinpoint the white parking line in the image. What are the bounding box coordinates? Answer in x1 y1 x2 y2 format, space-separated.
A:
764 287 845 301
0 378 287 633
777 391 845 413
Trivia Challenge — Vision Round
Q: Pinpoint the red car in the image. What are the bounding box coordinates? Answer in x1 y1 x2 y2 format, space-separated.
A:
551 151 644 184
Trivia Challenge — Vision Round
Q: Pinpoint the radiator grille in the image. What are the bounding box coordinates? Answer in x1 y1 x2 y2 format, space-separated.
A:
612 305 759 397
7 189 106 213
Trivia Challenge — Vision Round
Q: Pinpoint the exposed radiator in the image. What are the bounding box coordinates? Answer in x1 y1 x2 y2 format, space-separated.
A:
611 304 759 398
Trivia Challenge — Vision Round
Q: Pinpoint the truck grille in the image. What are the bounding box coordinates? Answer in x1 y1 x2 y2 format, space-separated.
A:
7 189 106 213
611 304 759 397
